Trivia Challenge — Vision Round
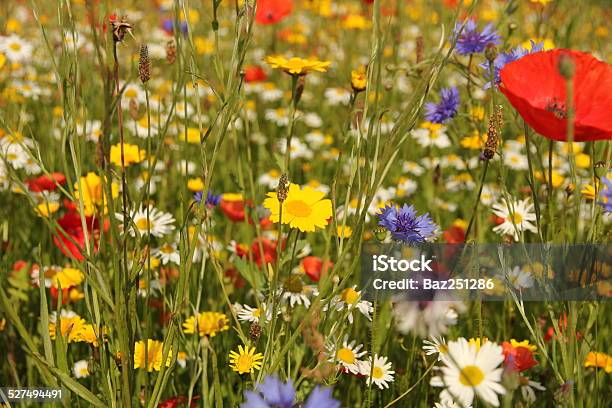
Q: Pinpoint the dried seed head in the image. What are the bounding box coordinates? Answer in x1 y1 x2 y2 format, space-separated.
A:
138 44 151 83
294 76 305 105
166 40 176 65
249 322 261 341
482 105 503 161
110 16 132 43
276 173 289 202
416 35 424 64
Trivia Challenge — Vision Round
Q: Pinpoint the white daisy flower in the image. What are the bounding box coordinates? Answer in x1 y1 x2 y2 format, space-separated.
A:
434 390 471 408
137 277 162 297
258 169 281 189
176 351 188 368
422 336 448 361
396 177 417 197
393 297 465 338
412 126 451 149
277 137 313 160
281 282 318 308
402 161 425 176
302 112 322 128
73 360 90 378
326 336 367 375
235 303 271 323
330 286 373 323
152 243 180 265
324 87 351 106
504 150 528 171
0 34 33 62
519 378 545 403
496 266 534 290
265 108 290 126
260 83 283 102
359 354 395 389
491 198 537 241
117 206 176 238
302 180 330 194
431 338 506 407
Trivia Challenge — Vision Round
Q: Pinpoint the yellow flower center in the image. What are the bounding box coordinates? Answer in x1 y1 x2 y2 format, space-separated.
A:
459 365 485 386
372 366 384 379
125 88 138 99
252 308 261 318
160 244 173 254
336 348 355 364
235 354 256 373
509 212 523 224
340 288 359 305
9 42 21 51
136 218 150 230
286 200 312 217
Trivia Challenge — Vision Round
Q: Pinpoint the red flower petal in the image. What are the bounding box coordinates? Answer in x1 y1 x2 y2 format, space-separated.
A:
500 49 612 141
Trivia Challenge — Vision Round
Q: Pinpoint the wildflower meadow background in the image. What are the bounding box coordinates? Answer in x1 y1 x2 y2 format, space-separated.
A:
0 0 611 407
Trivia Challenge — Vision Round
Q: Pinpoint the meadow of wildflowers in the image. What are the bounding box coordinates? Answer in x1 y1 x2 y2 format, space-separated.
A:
0 0 611 407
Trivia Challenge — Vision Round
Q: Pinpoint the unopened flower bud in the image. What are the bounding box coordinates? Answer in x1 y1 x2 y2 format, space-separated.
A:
594 161 608 179
485 43 498 63
558 54 575 79
374 227 388 242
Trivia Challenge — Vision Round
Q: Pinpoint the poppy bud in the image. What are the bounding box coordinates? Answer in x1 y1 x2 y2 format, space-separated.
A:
374 227 388 242
594 161 608 179
485 43 498 63
565 183 575 196
294 76 305 104
557 54 575 79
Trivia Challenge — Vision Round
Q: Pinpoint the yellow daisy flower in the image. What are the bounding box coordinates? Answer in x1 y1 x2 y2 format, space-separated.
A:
110 143 146 167
49 316 86 342
182 312 229 337
73 172 119 216
351 66 367 92
51 267 84 289
584 351 612 373
263 183 333 232
264 55 331 76
228 345 263 374
134 339 172 372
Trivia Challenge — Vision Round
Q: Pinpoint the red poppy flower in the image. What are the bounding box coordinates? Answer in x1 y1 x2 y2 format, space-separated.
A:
26 172 66 192
256 0 293 25
53 212 99 261
502 342 537 372
224 268 247 289
443 225 465 244
157 395 199 408
301 256 333 282
250 237 278 267
219 198 253 222
500 49 612 142
244 65 267 83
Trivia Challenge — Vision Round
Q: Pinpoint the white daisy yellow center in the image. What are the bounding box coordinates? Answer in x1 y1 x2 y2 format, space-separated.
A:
336 347 355 364
459 365 485 386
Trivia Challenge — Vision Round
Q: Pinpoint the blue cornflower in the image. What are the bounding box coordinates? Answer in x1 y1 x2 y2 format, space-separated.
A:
241 375 339 408
454 20 501 55
424 87 460 124
480 41 545 88
377 204 438 243
599 177 612 213
194 190 222 207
